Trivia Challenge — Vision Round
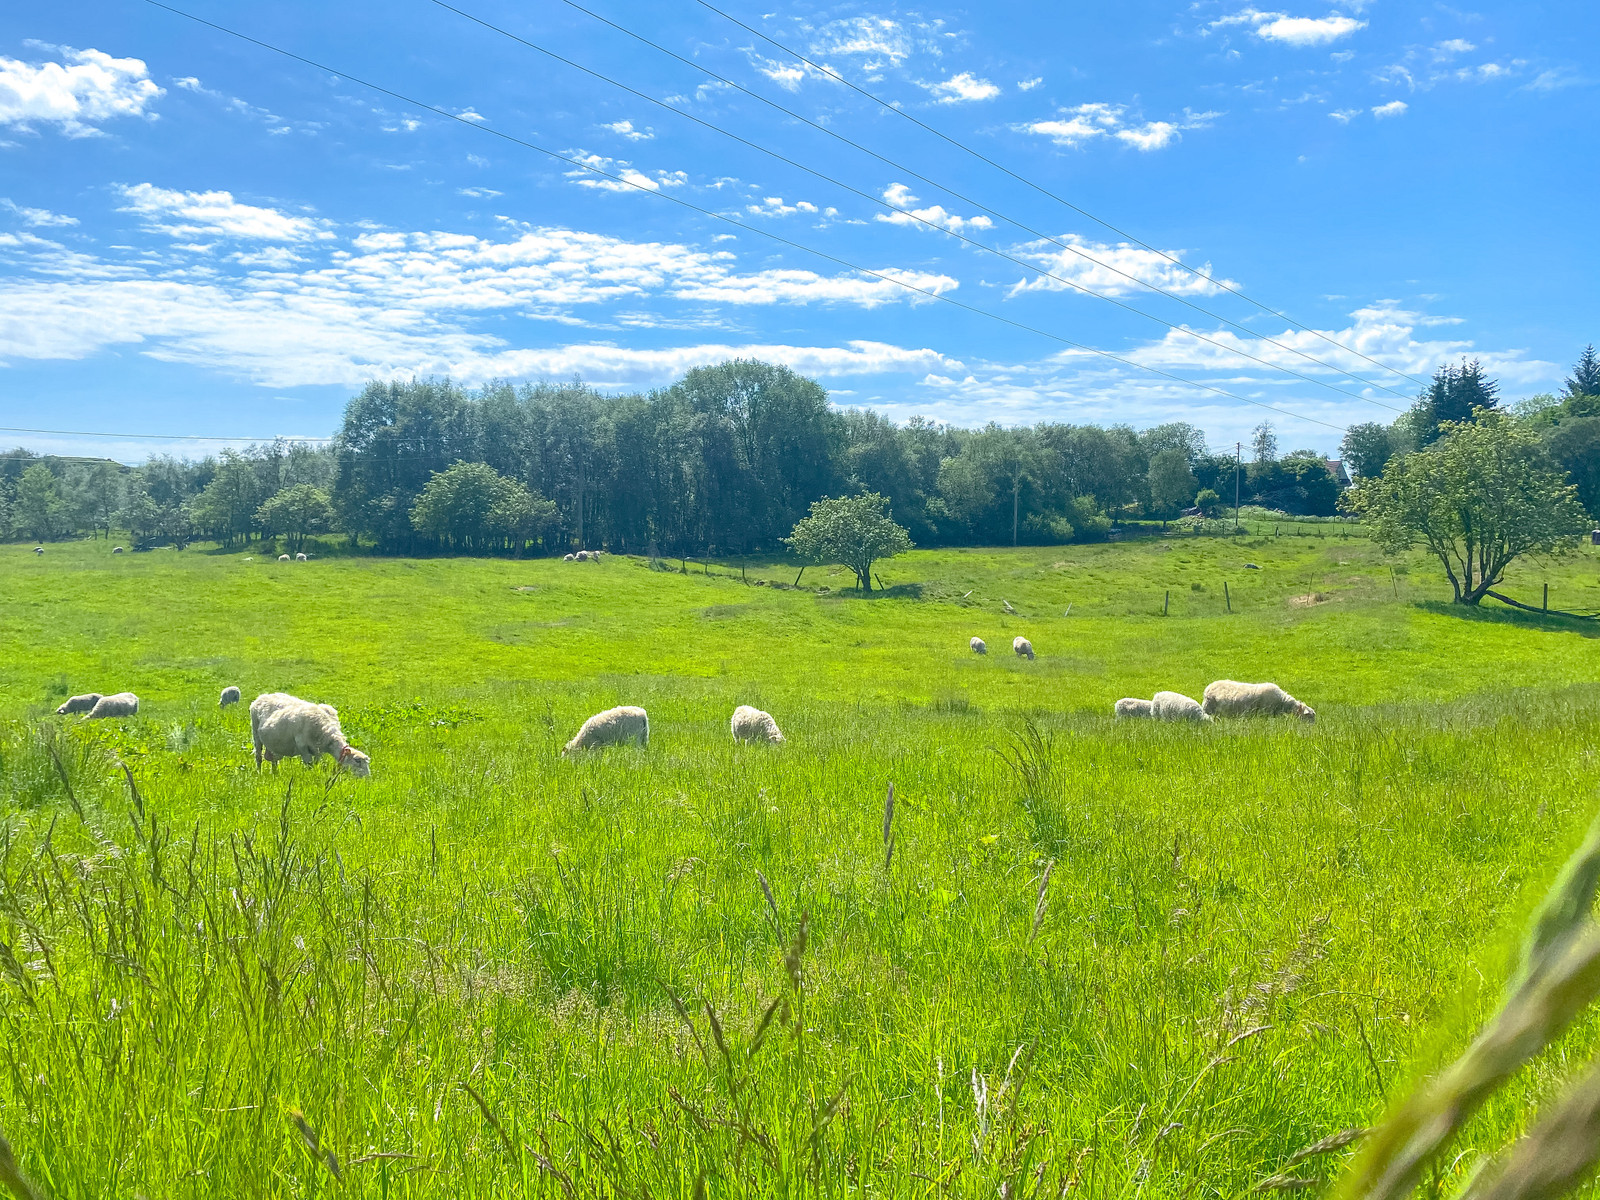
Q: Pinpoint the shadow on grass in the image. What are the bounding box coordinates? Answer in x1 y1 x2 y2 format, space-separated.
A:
1419 599 1600 638
817 583 925 600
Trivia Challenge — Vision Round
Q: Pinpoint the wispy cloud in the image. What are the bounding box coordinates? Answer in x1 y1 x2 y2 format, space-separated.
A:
1020 102 1218 151
458 186 502 199
1007 234 1235 298
2 199 79 227
922 71 1001 103
1211 9 1367 47
115 183 332 242
746 195 821 217
1371 99 1407 118
874 183 993 234
0 44 163 136
603 119 653 140
562 151 688 193
1017 77 1043 92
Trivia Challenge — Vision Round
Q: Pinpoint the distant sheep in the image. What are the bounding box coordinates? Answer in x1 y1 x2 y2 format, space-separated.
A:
86 693 139 719
564 705 649 754
1202 680 1315 722
56 693 102 716
33 546 43 555
249 692 370 776
1114 697 1153 719
575 550 590 561
731 704 784 744
970 636 987 655
112 546 124 554
219 685 241 708
1153 691 1210 723
563 553 575 562
1013 636 1035 661
278 554 290 562
295 552 307 562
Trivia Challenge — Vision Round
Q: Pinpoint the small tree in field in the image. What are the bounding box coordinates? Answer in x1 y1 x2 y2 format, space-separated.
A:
785 492 912 593
256 484 333 555
1341 409 1588 605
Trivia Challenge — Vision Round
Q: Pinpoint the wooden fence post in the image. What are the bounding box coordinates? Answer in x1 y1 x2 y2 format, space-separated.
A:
1164 590 1170 615
1224 582 1231 613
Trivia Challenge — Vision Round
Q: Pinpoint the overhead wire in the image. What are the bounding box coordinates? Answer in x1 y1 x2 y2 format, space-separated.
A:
692 0 1431 392
427 0 1403 414
140 0 1351 434
0 425 333 442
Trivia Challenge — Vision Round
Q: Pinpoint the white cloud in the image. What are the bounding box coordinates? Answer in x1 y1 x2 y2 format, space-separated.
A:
1329 107 1361 122
754 58 811 91
1433 38 1476 57
0 45 163 136
563 151 688 193
810 16 919 66
746 196 820 217
173 76 203 91
1371 99 1407 117
923 72 1001 103
115 183 331 242
457 186 502 199
874 183 993 234
1021 103 1217 151
454 107 486 122
1211 10 1366 47
0 217 962 386
604 119 653 140
1018 77 1043 91
1007 234 1236 299
2 199 78 227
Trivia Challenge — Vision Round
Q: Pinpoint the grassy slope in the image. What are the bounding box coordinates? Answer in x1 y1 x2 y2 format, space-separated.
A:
0 535 1597 1197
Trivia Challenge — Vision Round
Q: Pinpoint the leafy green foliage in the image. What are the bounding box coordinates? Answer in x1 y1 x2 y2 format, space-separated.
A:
256 483 333 554
784 491 912 591
409 461 558 553
1148 448 1199 517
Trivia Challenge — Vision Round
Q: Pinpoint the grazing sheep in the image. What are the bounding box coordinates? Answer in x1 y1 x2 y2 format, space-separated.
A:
731 704 784 744
1153 691 1210 722
112 546 124 554
278 554 290 562
56 693 102 716
219 685 241 708
1201 680 1316 722
295 552 307 562
249 692 370 775
1114 697 1153 719
564 705 649 754
85 693 139 719
970 636 987 655
575 550 590 561
1013 636 1035 661
33 546 43 555
563 553 574 561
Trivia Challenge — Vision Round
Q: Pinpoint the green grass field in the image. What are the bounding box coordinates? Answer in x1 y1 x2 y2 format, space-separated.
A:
1 533 1598 1197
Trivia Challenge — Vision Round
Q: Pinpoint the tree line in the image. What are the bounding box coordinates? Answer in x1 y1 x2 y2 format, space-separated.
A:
3 348 1595 555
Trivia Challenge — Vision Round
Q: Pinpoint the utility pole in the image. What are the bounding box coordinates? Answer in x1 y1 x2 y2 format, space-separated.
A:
1234 441 1242 533
1013 476 1020 547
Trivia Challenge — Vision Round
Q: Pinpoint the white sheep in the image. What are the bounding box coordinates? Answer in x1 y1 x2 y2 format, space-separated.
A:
33 546 43 555
564 705 649 754
249 692 370 775
1114 697 1153 719
112 546 124 554
278 554 290 562
1153 691 1210 722
731 705 784 744
970 637 987 655
1013 636 1035 661
563 553 575 562
85 693 139 719
1201 680 1316 722
219 685 242 708
575 550 590 562
295 552 307 562
56 693 102 716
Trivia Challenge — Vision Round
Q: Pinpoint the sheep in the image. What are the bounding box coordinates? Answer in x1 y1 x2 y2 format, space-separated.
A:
731 705 784 744
564 705 649 754
1114 697 1153 719
1013 636 1035 661
970 636 987 655
295 552 307 562
219 685 242 708
33 546 43 555
278 554 290 562
563 553 575 562
85 693 139 719
1152 691 1210 722
575 550 590 562
1201 680 1316 722
112 546 124 554
249 692 371 775
56 693 102 716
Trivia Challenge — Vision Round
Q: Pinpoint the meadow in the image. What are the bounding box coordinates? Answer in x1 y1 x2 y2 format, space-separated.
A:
1 529 1598 1198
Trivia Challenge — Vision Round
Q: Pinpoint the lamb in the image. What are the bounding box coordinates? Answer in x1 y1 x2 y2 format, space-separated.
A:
970 637 987 655
731 705 784 744
1114 697 1153 719
85 693 139 719
278 554 290 562
295 552 307 562
56 693 102 716
219 685 241 708
249 692 371 775
1152 691 1210 722
563 705 649 754
1013 636 1035 661
112 546 124 554
1201 680 1316 722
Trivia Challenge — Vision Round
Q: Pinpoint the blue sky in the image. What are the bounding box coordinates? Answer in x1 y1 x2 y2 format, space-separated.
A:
1 0 1593 461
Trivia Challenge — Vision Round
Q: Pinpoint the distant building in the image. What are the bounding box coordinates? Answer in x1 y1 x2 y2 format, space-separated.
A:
1324 459 1351 487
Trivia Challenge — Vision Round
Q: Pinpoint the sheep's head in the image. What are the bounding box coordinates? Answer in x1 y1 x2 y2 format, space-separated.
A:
1297 703 1316 723
338 745 372 778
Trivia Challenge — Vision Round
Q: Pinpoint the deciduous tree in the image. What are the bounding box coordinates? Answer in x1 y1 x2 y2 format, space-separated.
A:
784 492 912 593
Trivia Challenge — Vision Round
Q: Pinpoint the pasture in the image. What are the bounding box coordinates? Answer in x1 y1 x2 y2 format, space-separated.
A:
1 532 1598 1198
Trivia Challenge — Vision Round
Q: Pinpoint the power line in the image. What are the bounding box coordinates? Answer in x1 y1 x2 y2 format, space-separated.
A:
521 0 1414 407
141 0 1350 434
0 425 333 442
692 0 1432 393
428 0 1403 414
